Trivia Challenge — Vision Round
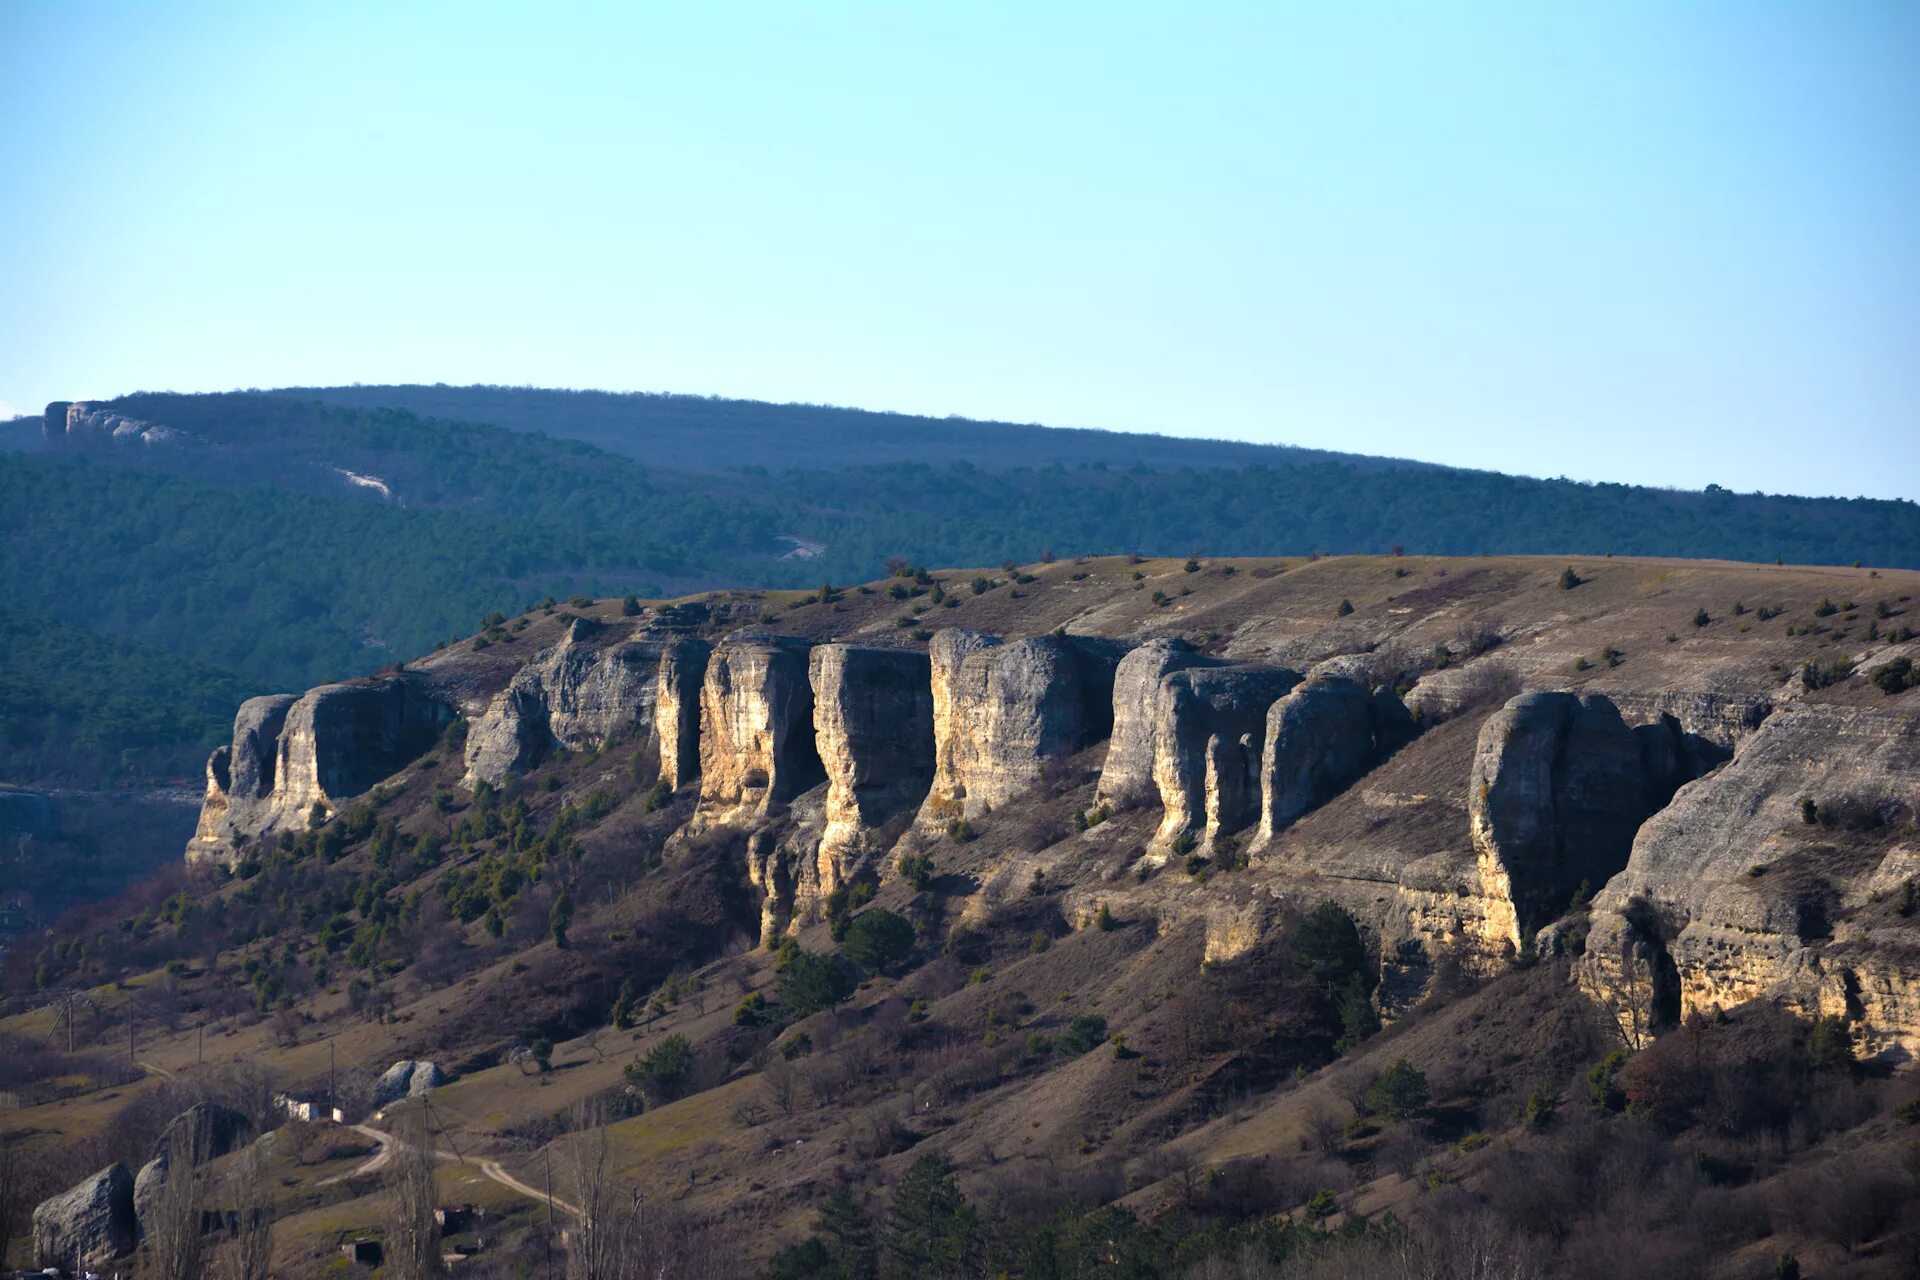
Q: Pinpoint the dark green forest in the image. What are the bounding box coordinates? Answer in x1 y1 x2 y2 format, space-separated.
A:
5 388 1918 786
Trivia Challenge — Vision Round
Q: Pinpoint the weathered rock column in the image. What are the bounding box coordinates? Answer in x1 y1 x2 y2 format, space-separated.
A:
812 644 935 894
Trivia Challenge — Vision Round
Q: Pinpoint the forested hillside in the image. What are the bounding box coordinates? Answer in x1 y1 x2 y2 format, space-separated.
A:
6 386 1918 786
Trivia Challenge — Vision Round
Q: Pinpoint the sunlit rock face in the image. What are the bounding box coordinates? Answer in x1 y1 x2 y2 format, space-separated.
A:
269 675 453 828
1578 702 1920 1060
1099 638 1211 809
918 631 1119 827
691 633 822 831
462 618 706 787
1150 665 1302 853
654 636 713 791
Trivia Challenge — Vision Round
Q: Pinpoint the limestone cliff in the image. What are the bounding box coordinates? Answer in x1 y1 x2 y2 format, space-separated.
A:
187 678 450 865
463 618 708 786
1577 702 1920 1059
918 631 1118 826
186 694 299 862
1150 665 1301 853
1098 638 1211 808
1257 676 1381 842
1468 692 1653 950
811 644 935 891
655 636 712 791
690 634 822 831
44 400 194 447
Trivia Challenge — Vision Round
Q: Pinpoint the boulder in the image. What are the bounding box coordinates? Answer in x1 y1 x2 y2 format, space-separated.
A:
33 1164 137 1270
372 1059 447 1107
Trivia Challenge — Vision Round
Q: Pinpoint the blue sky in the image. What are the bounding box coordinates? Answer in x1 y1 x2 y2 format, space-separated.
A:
2 2 1914 498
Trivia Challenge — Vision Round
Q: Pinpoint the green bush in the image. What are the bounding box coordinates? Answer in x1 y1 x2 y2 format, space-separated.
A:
779 949 859 1017
1053 1013 1109 1058
1364 1059 1429 1120
842 909 917 975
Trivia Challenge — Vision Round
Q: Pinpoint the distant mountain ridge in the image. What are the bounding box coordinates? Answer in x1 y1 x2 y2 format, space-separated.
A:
269 382 1449 475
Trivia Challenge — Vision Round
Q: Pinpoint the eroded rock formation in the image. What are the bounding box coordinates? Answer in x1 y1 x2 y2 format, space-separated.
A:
1151 665 1301 851
1577 702 1920 1058
463 619 711 786
692 634 822 830
812 644 935 888
44 400 194 447
188 678 450 864
918 631 1118 826
1258 676 1385 842
1098 638 1211 808
1469 692 1654 950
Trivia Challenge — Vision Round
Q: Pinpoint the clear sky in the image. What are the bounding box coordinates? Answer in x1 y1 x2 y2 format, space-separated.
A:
2 2 1915 498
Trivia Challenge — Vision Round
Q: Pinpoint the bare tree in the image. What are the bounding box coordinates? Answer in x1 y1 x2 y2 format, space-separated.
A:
145 1112 209 1280
215 1141 273 1280
383 1107 443 1279
564 1103 642 1280
0 1130 22 1266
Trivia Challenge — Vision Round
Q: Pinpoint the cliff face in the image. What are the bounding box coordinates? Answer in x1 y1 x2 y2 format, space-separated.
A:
187 694 300 862
178 557 1920 1062
1150 665 1301 852
44 400 193 447
1468 692 1654 950
1577 702 1920 1059
188 678 451 865
1257 676 1379 842
692 634 822 831
811 644 935 886
463 619 709 787
918 632 1118 826
1099 638 1210 809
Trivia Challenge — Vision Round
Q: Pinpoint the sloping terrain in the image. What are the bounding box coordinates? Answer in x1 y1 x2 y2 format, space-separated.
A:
4 552 1918 1277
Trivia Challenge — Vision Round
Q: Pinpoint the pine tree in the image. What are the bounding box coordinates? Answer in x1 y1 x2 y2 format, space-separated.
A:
818 1185 877 1280
882 1155 977 1279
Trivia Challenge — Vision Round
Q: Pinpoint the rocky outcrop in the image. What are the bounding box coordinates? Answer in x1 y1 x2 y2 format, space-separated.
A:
655 636 712 790
918 631 1119 826
44 400 194 446
692 634 822 829
1578 703 1920 1058
270 675 453 828
1258 676 1389 842
186 693 300 862
34 1164 137 1270
812 644 935 890
1470 692 1653 950
188 676 451 864
1098 639 1211 808
372 1059 447 1107
1151 665 1301 851
463 619 709 786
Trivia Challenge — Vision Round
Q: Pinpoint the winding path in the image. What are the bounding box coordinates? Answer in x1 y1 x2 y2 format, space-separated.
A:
316 1120 580 1217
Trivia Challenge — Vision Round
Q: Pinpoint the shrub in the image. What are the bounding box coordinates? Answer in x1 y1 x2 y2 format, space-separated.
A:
1522 1083 1560 1130
1094 902 1116 931
1292 900 1370 990
1869 657 1917 695
625 1033 694 1102
1053 1014 1109 1058
1813 597 1839 617
1693 607 1711 627
621 595 641 616
842 909 917 976
778 950 859 1017
1559 566 1582 590
1336 599 1355 617
946 819 976 844
1364 1059 1429 1120
734 992 767 1027
898 852 934 890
